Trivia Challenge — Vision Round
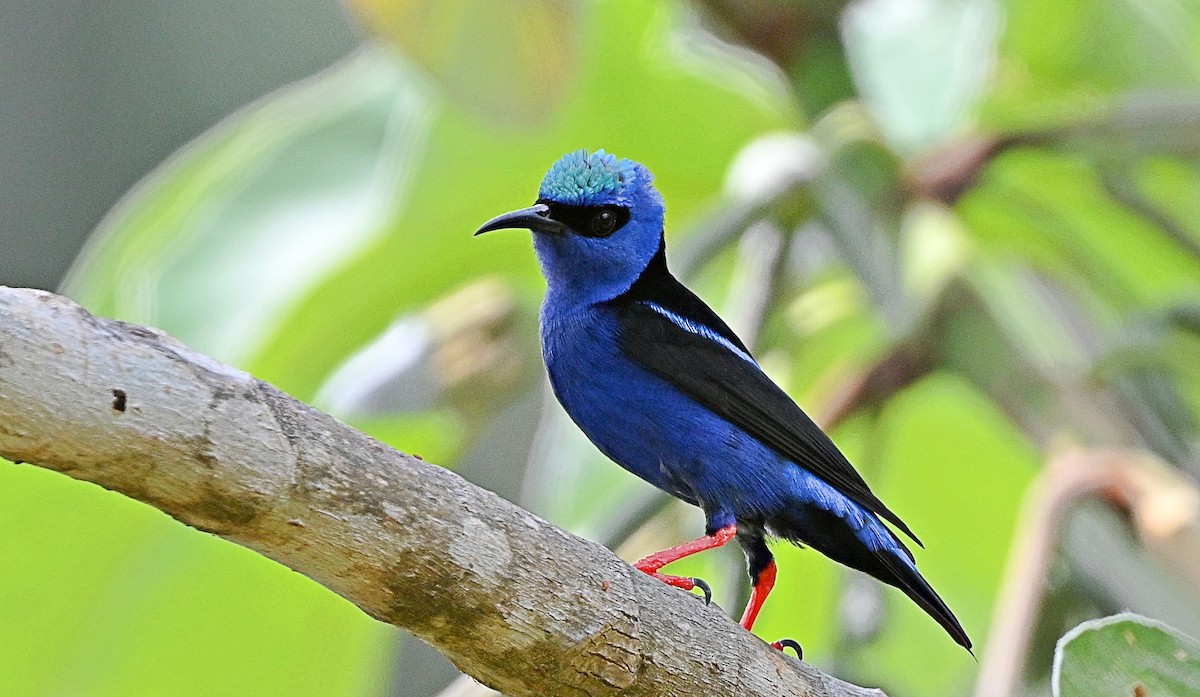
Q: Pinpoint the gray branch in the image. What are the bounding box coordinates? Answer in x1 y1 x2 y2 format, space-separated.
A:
0 286 884 697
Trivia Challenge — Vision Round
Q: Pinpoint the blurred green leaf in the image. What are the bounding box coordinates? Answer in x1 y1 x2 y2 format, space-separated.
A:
62 48 433 366
844 0 1002 153
348 0 580 124
1131 156 1200 258
808 105 913 330
987 0 1200 128
1052 612 1200 697
0 462 394 697
959 148 1200 315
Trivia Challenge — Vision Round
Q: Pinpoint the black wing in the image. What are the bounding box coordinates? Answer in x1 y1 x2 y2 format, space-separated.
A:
610 242 920 545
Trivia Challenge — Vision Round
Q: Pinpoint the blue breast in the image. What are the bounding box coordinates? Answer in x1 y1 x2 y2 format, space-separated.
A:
540 299 791 520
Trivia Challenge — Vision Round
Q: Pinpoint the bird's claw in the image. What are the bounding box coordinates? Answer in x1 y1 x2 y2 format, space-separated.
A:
770 638 803 659
641 571 713 604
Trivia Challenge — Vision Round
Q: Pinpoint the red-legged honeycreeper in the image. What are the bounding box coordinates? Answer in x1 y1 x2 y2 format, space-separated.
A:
474 149 971 654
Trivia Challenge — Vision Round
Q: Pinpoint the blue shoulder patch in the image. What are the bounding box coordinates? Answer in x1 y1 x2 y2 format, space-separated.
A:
539 149 641 206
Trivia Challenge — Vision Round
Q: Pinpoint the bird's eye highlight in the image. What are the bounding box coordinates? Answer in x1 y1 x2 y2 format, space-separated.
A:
590 209 618 237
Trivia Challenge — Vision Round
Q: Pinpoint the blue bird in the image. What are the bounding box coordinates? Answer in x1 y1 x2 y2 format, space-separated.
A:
475 149 971 654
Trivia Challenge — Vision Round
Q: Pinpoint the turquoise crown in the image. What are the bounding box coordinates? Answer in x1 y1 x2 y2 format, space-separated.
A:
539 149 642 206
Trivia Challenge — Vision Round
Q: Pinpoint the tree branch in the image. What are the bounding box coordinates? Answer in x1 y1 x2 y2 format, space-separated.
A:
0 287 884 697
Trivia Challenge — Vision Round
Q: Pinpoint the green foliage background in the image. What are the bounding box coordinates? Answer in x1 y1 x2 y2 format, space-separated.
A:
1053 613 1200 697
3 0 1199 695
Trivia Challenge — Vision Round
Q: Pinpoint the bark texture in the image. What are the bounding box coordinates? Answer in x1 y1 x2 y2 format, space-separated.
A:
0 286 885 697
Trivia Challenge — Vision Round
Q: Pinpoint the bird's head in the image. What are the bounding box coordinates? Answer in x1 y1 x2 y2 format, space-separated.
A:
475 149 665 305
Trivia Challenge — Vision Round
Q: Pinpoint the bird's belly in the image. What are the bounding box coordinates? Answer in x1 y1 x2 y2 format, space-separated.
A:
548 345 700 499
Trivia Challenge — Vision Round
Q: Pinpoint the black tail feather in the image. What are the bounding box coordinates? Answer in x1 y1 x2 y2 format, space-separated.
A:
874 544 973 652
776 508 972 652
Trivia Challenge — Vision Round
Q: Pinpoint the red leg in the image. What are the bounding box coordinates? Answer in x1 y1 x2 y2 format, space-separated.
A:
739 560 803 657
634 525 736 597
634 525 737 573
738 559 777 631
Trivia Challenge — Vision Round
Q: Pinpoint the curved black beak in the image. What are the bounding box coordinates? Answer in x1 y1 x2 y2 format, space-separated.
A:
474 203 567 236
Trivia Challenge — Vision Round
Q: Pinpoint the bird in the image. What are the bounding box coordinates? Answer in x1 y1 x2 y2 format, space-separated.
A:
474 149 971 654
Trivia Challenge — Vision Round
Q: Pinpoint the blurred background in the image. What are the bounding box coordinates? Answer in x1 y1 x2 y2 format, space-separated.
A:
2 1 1199 696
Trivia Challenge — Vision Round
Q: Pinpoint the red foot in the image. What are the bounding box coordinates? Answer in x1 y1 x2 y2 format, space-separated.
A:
646 572 712 604
647 572 700 591
633 525 735 602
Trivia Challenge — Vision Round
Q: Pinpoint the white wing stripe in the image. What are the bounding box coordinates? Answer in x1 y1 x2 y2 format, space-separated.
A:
642 301 758 365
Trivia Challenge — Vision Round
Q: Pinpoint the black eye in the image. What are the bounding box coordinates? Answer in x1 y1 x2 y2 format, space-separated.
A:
537 201 629 237
590 208 618 237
